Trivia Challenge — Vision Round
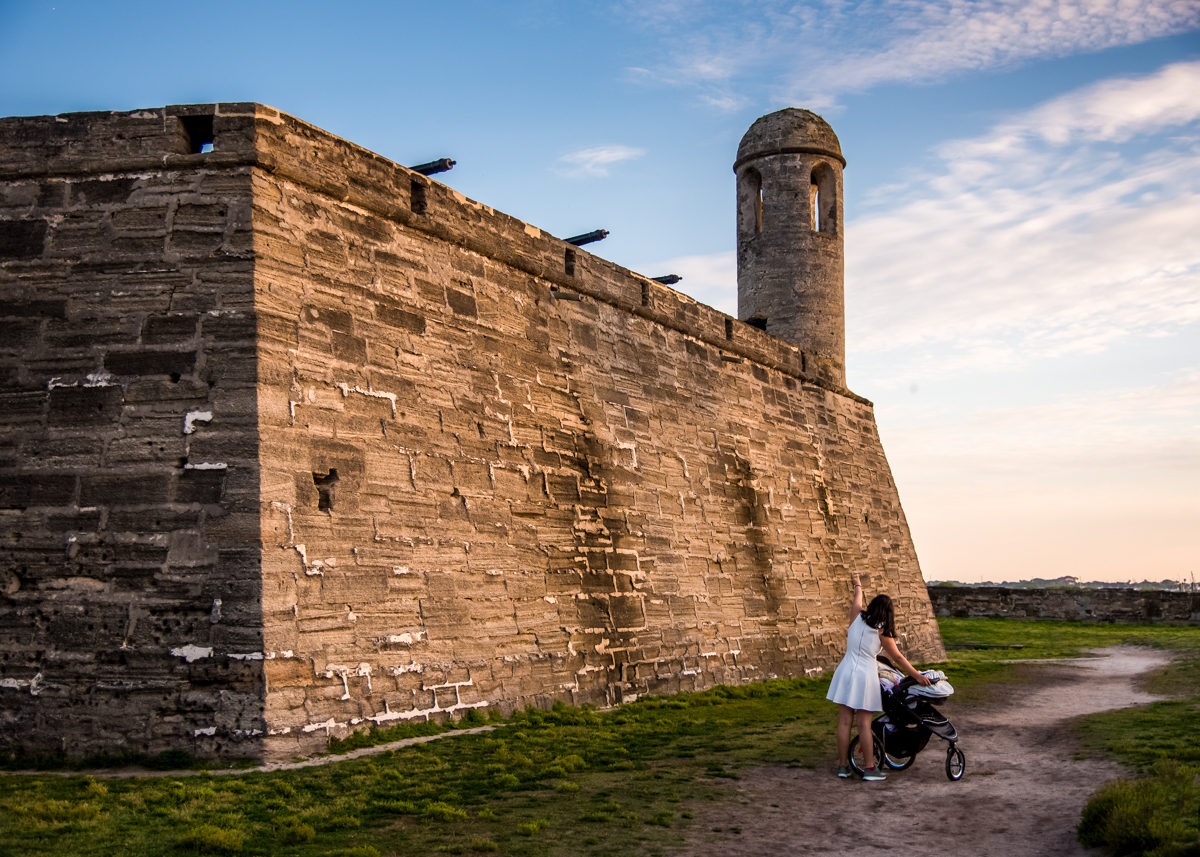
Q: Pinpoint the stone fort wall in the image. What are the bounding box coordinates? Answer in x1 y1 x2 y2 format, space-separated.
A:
928 586 1200 624
0 103 943 761
0 105 265 758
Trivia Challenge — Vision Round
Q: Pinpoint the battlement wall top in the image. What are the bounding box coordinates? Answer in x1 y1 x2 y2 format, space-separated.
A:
0 103 867 404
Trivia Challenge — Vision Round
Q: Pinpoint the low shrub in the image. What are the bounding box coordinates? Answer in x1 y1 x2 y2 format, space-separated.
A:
490 773 520 789
1079 762 1199 856
516 818 548 836
341 847 380 857
422 801 468 822
276 816 316 844
176 824 245 854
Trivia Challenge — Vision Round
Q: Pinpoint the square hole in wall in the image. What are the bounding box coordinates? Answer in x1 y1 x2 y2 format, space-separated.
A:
313 468 339 512
179 115 215 154
411 178 428 215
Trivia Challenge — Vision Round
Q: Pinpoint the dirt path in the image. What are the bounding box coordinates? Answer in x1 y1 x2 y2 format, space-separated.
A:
680 647 1169 857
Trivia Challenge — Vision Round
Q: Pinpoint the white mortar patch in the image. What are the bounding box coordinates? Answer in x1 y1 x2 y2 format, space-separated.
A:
0 672 43 695
385 631 426 646
183 410 213 434
170 644 213 663
335 382 398 417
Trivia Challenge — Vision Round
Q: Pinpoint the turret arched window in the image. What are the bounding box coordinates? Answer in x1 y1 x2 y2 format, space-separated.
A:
810 162 837 235
755 173 763 233
739 167 763 236
809 176 820 232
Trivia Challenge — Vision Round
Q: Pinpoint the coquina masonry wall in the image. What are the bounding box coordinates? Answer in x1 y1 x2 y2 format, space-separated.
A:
0 103 944 761
0 105 265 759
249 107 943 758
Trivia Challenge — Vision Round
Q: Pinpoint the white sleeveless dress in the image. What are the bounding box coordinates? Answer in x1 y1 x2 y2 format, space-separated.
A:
825 614 883 711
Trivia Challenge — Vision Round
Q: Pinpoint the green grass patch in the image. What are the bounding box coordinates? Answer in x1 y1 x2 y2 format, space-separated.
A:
3 618 1199 856
176 823 246 854
1078 761 1200 857
0 747 230 773
938 616 1200 660
984 619 1200 856
1075 698 1200 773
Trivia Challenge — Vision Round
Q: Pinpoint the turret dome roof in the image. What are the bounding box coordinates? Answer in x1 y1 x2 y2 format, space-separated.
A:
735 108 844 169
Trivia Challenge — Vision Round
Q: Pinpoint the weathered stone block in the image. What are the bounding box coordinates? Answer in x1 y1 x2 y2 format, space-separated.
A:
46 385 123 426
0 219 47 259
0 472 77 508
104 349 196 378
175 467 226 505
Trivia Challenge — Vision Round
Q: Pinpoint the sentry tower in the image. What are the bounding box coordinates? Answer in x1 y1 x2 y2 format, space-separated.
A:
735 109 846 387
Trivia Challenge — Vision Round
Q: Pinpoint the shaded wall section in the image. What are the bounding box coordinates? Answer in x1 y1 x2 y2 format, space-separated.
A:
248 106 943 758
0 105 265 759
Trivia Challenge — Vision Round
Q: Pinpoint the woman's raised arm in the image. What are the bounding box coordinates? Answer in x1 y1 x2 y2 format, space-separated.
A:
846 573 863 622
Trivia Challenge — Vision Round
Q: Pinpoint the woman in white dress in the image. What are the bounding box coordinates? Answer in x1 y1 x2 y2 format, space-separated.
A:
826 573 931 780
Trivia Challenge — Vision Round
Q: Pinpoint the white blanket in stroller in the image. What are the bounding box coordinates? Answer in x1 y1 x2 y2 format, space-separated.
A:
910 669 955 698
876 664 954 697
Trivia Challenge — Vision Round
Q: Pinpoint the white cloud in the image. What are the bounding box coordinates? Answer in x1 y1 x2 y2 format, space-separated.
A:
555 144 646 177
796 0 1200 100
699 91 747 112
836 60 1200 584
944 59 1200 155
622 1 1200 108
846 62 1200 382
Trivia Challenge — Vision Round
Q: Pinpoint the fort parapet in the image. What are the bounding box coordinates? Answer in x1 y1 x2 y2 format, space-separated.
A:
0 103 943 761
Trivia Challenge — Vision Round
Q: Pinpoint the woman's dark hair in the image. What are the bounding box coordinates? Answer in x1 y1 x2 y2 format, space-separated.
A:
862 594 896 638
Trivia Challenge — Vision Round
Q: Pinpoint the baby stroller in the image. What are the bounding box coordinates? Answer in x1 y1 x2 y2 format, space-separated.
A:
848 656 966 781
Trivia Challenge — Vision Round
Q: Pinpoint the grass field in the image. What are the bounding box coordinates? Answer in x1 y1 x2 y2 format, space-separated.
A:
942 617 1200 856
0 618 1197 856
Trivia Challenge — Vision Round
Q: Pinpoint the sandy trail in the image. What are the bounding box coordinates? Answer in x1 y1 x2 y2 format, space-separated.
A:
680 647 1169 857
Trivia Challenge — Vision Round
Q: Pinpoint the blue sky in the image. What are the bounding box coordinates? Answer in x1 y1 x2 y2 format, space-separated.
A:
2 0 1197 583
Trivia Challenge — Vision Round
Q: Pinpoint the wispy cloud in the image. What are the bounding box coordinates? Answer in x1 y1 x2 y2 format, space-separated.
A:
642 63 1200 379
945 58 1200 155
622 1 1200 108
793 0 1200 100
846 60 1200 383
698 91 746 112
555 144 647 177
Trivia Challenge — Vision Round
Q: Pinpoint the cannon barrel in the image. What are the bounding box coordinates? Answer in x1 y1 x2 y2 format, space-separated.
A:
651 274 682 285
565 229 609 246
410 158 456 176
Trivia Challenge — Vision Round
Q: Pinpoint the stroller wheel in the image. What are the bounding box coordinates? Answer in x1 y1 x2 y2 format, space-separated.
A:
883 750 916 771
946 744 966 781
848 734 882 775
